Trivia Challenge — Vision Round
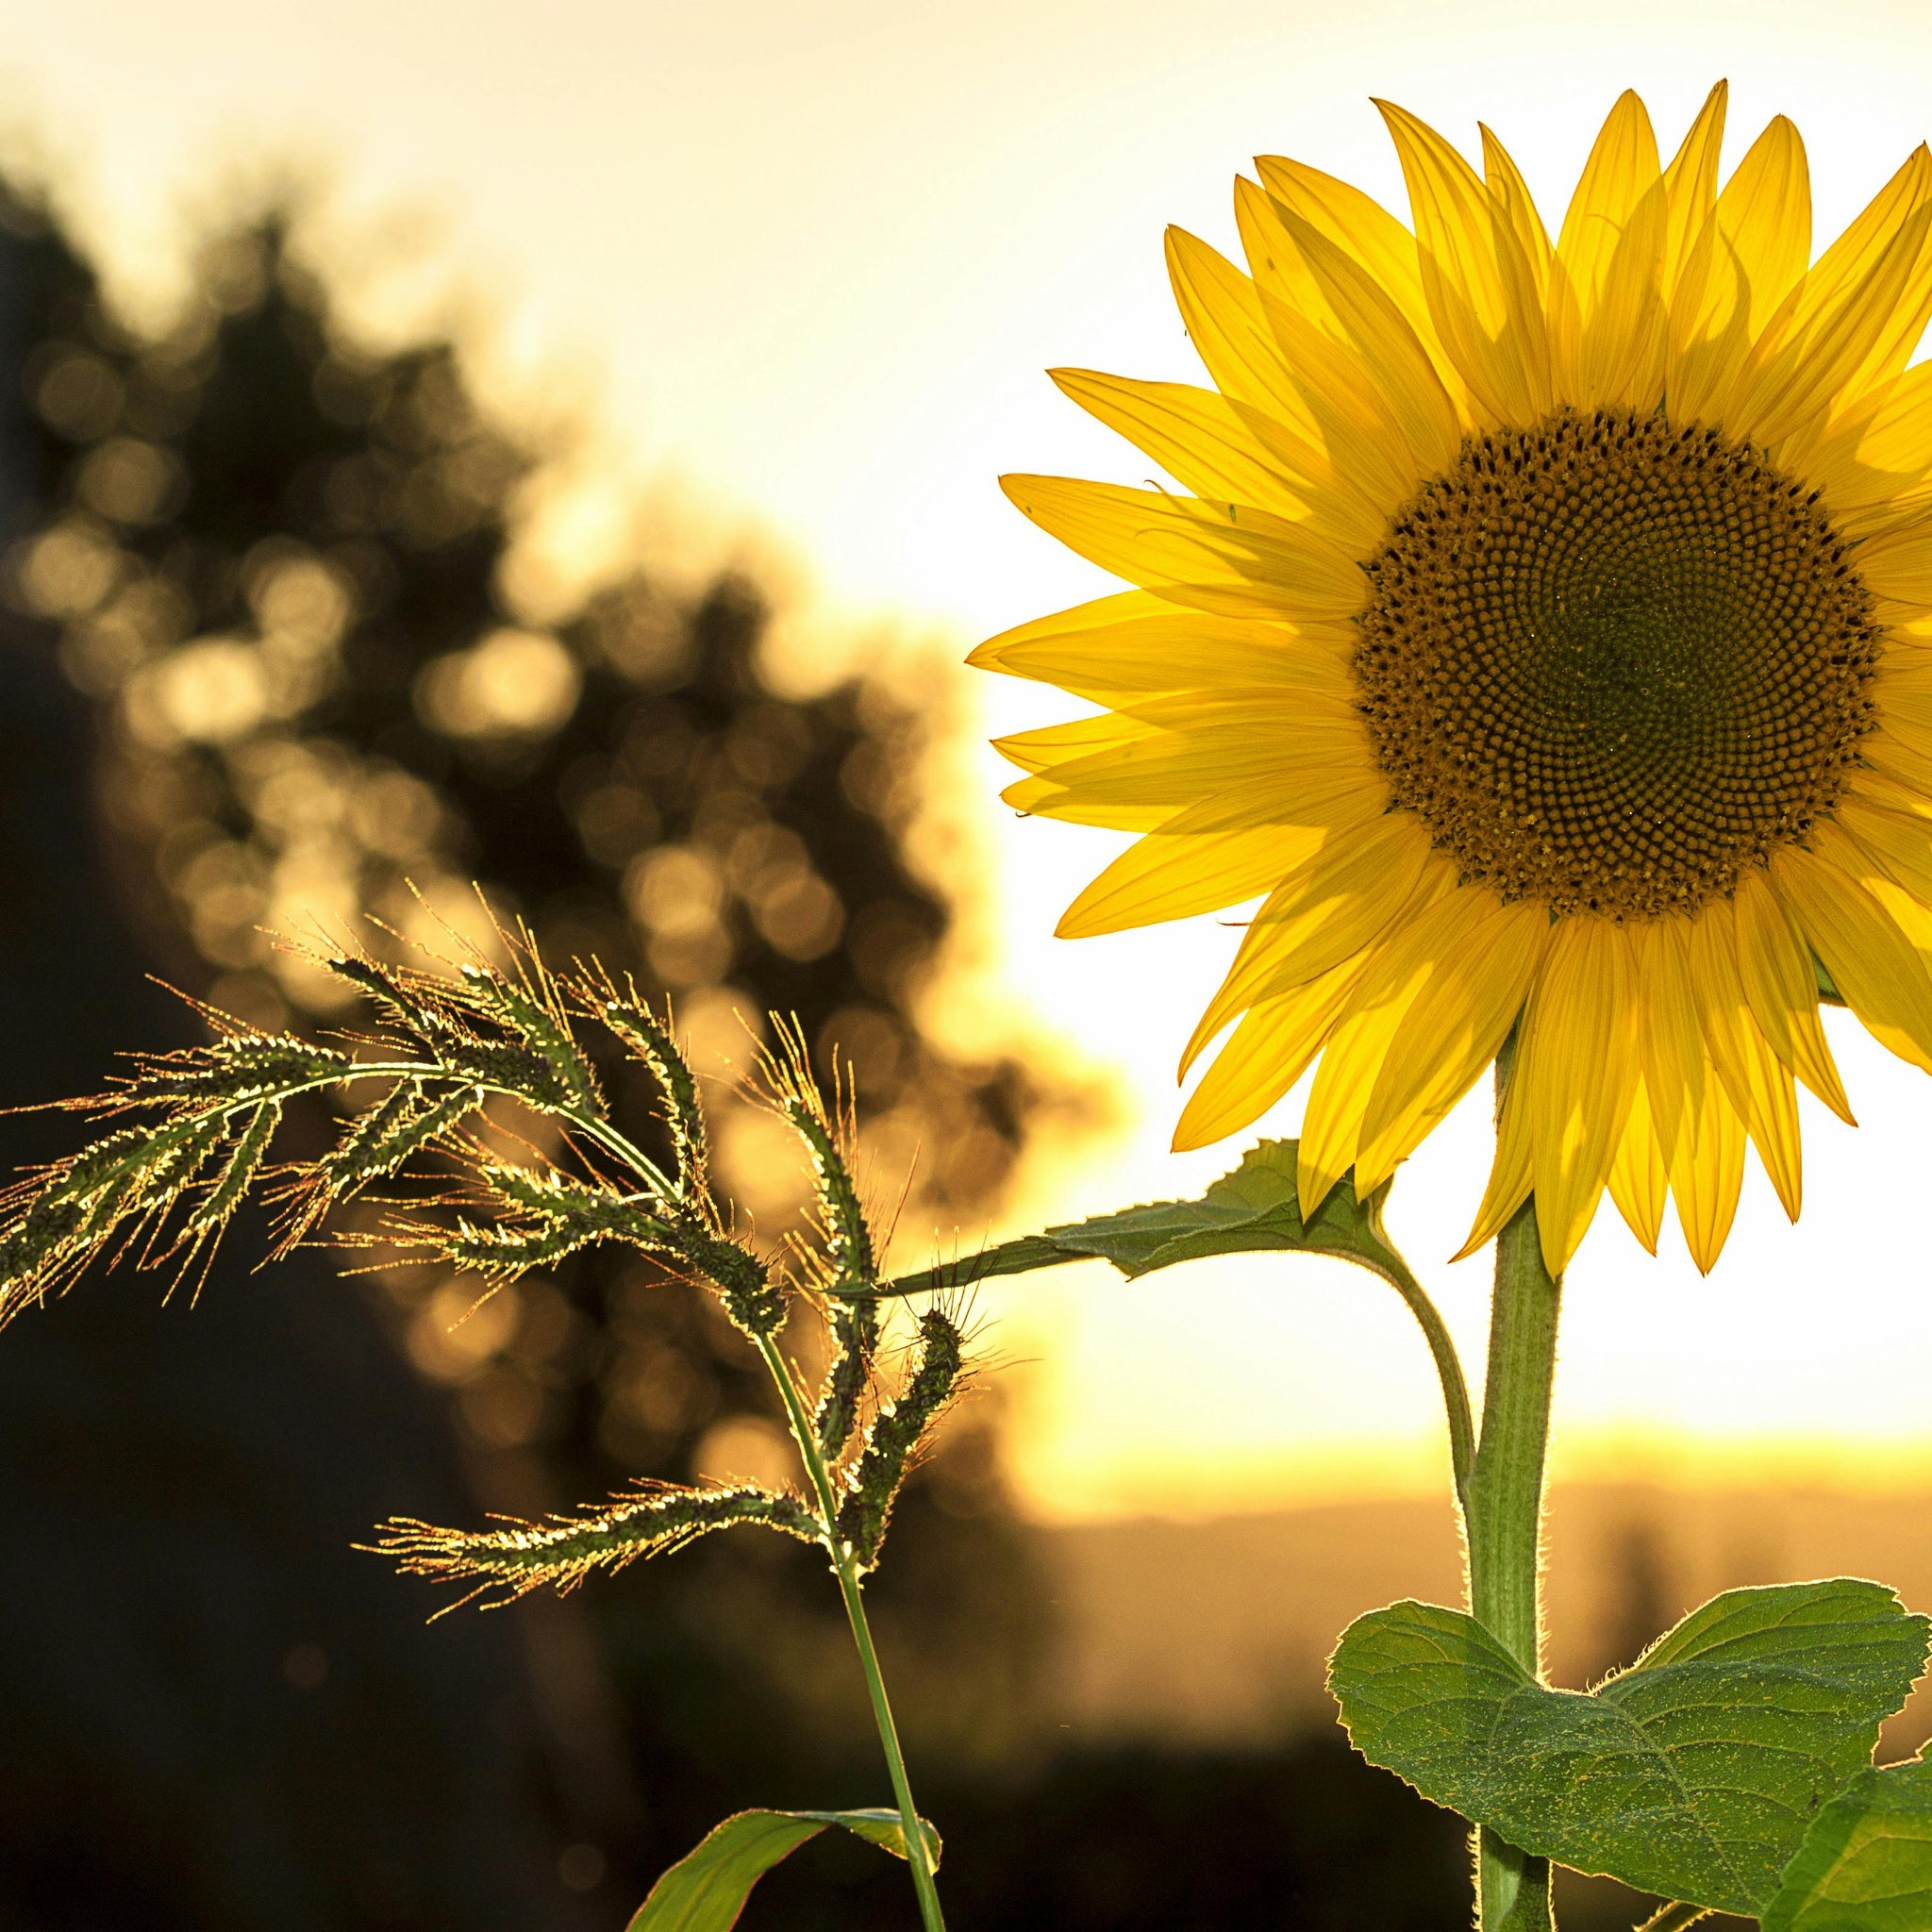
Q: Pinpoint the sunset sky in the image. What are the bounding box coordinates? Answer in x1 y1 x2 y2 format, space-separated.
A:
16 0 1932 1517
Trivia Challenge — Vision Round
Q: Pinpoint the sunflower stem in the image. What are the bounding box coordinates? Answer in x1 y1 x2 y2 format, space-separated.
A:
1462 1051 1561 1932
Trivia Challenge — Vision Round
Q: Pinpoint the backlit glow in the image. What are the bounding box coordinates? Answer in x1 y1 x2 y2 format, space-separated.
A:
18 0 1932 1516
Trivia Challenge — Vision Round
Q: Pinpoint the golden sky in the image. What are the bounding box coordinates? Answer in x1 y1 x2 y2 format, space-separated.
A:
16 0 1932 1517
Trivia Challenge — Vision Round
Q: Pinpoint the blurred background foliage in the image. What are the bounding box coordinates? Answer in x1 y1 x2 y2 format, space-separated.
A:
4 166 1095 1756
0 170 1650 1929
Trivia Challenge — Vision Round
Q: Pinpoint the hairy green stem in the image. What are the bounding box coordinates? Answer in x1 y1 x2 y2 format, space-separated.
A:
758 1333 946 1932
1466 1194 1559 1668
1464 1193 1560 1931
351 1052 945 1921
865 1225 1475 1508
1633 1904 1709 1931
1362 1243 1476 1507
1461 1048 1562 1932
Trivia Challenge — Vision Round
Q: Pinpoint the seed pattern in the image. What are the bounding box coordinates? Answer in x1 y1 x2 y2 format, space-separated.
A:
1352 408 1880 919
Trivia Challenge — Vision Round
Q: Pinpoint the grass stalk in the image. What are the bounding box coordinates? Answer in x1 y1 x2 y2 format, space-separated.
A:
758 1331 946 1931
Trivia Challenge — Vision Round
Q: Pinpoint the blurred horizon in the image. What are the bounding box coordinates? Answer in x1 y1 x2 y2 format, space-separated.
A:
12 0 1932 1523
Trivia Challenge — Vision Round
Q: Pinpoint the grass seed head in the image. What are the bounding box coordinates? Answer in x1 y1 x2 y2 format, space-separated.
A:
586 974 709 1196
813 1296 881 1461
458 963 602 1111
375 1482 822 1610
835 1307 965 1568
180 1101 282 1242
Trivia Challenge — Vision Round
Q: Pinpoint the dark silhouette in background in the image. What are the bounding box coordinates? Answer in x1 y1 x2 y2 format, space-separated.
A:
0 173 1567 1929
0 641 573 1931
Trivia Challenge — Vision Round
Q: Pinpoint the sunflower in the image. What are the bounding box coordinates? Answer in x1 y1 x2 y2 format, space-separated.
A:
976 83 1932 1275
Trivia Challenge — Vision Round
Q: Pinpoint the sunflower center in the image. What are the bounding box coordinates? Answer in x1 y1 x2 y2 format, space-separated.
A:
1351 408 1880 919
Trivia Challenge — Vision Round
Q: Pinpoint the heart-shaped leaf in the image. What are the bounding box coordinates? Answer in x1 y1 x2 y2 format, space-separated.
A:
1761 1757 1932 1930
625 1807 940 1931
1330 1581 1929 1915
885 1139 1400 1291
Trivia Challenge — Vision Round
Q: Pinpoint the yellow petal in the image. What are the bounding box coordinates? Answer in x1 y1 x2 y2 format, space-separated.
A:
1549 90 1668 410
1002 705 1371 812
1773 828 1932 1074
1669 1058 1746 1274
1634 917 1707 1173
1056 768 1387 938
994 710 1157 775
1231 184 1439 508
970 593 1357 703
1854 518 1932 616
1265 196 1464 475
1181 822 1441 1075
1107 687 1363 730
1840 792 1932 909
1297 930 1441 1216
1297 885 1518 1209
1806 362 1932 529
1843 761 1932 822
1000 775 1173 832
1233 174 1339 333
974 587 1166 664
1746 1042 1800 1221
1000 474 1367 623
1713 115 1814 330
1730 147 1932 446
1869 705 1932 774
1352 891 1549 1195
1837 794 1932 1000
1375 99 1552 424
1607 1081 1667 1255
1479 125 1554 307
1660 82 1727 301
1058 825 1312 939
1731 863 1853 1121
1047 369 1384 549
1860 721 1932 794
1255 153 1475 422
1668 115 1811 425
1165 226 1327 443
1458 1054 1532 1260
1174 958 1362 1150
1685 897 1803 1220
1517 916 1641 1276
1868 867 1932 974
1831 189 1932 414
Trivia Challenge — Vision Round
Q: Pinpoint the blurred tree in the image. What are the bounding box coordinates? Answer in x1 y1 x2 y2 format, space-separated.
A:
12 202 1092 1450
0 195 588 1932
0 179 1105 1902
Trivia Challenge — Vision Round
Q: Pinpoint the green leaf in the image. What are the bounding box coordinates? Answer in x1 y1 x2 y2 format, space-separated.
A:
1329 1581 1930 1916
880 1133 1477 1491
885 1139 1402 1291
625 1807 939 1932
1761 1757 1932 1930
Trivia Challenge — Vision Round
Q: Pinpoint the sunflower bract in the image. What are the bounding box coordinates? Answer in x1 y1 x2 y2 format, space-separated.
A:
982 83 1932 1274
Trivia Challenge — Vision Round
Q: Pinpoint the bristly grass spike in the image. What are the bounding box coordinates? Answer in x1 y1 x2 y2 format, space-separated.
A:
375 1483 823 1614
575 961 711 1202
836 1307 965 1569
0 923 972 1929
